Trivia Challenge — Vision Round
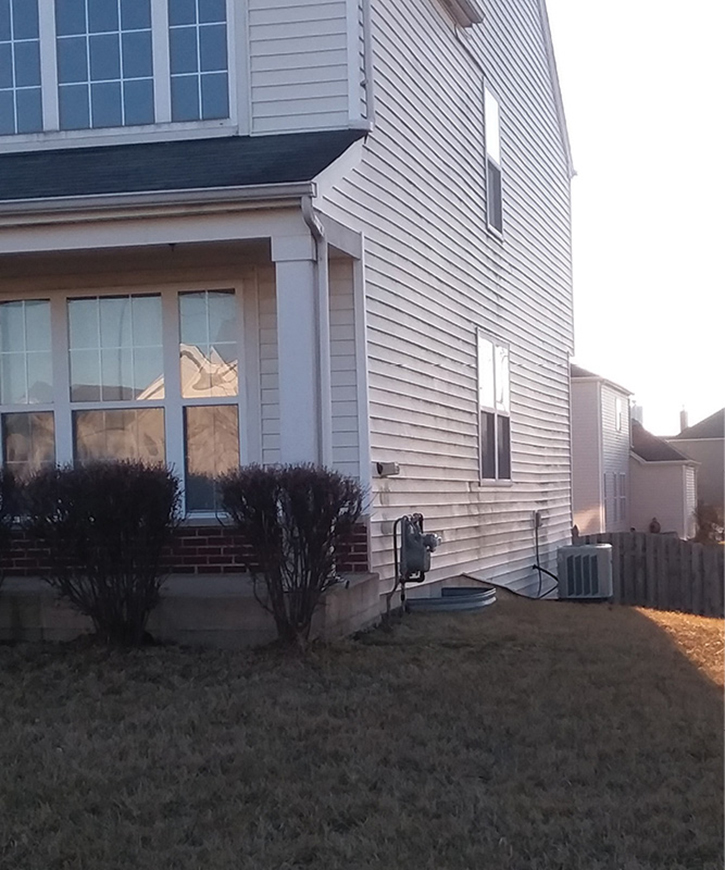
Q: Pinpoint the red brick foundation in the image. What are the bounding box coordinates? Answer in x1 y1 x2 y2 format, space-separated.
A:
4 522 370 576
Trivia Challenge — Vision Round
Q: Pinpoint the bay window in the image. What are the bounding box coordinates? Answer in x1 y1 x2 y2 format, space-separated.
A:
0 287 242 513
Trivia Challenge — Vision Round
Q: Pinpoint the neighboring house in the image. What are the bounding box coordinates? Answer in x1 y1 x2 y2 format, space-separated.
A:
570 364 632 534
667 410 724 510
0 0 574 599
630 421 698 539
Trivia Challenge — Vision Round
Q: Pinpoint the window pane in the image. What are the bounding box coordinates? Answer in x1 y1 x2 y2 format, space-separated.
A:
170 26 198 74
100 346 133 401
122 30 153 78
55 0 86 36
131 295 162 347
184 405 238 511
480 411 495 479
26 352 53 403
57 37 88 83
484 87 500 163
201 72 228 119
90 34 120 81
497 415 511 480
0 43 10 88
123 78 154 125
179 291 237 398
199 24 226 72
15 88 42 133
0 300 51 405
199 0 226 24
171 74 198 121
0 1 10 41
70 349 101 401
0 91 13 134
3 411 55 480
0 300 26 352
91 81 122 127
487 160 502 233
477 334 494 410
121 0 151 30
74 408 165 463
59 84 90 129
14 41 41 87
495 344 509 412
169 0 197 26
11 0 39 39
88 0 118 33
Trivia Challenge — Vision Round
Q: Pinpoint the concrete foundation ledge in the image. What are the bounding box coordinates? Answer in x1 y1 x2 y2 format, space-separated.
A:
0 573 381 648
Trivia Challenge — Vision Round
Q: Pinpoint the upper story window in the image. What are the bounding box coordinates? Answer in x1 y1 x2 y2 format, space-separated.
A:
56 0 155 130
169 0 228 122
484 85 502 234
0 0 43 134
478 331 511 481
0 0 230 138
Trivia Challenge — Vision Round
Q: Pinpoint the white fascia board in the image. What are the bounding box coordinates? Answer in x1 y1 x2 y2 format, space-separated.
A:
0 182 316 225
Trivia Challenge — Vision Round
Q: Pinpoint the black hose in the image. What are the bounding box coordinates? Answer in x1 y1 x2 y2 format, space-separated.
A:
533 519 558 599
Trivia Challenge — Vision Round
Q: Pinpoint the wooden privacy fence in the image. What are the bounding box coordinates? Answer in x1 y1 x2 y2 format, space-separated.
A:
579 532 724 617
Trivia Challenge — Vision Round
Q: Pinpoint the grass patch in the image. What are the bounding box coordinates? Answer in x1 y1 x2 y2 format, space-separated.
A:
1 593 722 869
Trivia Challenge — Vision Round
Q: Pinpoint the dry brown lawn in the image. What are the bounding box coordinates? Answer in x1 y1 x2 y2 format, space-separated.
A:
1 592 722 870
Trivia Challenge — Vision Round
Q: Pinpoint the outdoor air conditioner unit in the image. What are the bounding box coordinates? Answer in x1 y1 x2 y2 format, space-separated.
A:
556 544 613 600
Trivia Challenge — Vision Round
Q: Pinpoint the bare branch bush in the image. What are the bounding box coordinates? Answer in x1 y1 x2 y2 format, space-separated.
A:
220 464 364 649
22 462 180 646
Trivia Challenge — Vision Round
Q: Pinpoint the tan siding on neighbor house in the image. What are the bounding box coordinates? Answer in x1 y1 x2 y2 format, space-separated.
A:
571 379 603 535
319 0 573 592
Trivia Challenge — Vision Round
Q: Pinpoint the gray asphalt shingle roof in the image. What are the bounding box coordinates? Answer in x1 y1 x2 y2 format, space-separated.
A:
671 409 724 441
631 421 692 462
0 130 366 201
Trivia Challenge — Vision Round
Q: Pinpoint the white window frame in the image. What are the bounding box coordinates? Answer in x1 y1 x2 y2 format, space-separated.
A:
0 0 241 153
0 279 250 517
477 329 511 483
484 83 503 236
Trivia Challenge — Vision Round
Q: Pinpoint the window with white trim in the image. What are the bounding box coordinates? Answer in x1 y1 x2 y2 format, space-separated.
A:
0 288 241 513
484 85 502 234
477 331 510 480
0 0 230 137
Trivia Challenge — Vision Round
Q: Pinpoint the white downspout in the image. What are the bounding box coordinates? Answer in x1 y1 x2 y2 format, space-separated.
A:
301 195 333 468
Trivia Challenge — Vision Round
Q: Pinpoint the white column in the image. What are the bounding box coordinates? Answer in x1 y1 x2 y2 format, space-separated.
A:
272 234 323 464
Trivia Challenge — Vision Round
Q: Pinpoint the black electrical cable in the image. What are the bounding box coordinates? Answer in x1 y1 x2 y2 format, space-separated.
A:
533 519 558 599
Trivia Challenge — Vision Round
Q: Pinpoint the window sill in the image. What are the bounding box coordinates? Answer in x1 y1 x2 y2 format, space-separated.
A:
477 478 513 488
0 119 239 155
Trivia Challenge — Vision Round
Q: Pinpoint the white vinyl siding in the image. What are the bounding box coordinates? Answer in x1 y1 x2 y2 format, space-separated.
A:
256 265 280 466
571 379 603 535
329 258 360 478
248 0 351 133
319 0 573 593
601 383 630 531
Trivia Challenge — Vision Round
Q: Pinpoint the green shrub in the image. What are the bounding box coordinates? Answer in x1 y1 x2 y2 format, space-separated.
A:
220 464 364 649
23 462 180 646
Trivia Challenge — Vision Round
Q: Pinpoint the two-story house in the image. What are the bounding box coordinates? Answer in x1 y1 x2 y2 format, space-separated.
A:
0 0 574 603
570 364 632 534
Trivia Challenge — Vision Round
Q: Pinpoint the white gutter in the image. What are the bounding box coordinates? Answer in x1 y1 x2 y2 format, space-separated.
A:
301 195 333 468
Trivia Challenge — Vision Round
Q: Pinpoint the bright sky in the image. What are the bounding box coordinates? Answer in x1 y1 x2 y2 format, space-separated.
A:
545 0 724 436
